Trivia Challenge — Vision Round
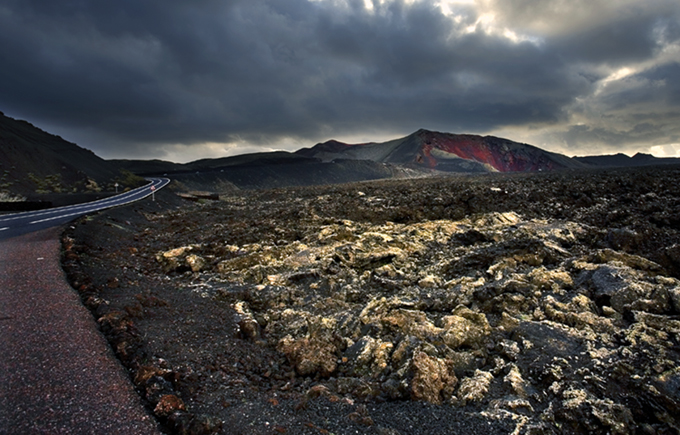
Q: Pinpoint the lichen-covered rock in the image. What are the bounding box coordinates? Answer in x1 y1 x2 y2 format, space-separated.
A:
440 306 491 349
586 263 672 314
344 336 394 377
381 309 441 340
410 351 458 404
278 336 338 377
458 370 494 403
156 245 202 273
504 364 528 398
66 166 680 435
559 388 634 435
185 254 206 272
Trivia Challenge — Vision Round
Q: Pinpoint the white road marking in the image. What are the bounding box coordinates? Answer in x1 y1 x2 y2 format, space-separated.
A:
29 210 88 224
0 179 164 223
2 178 170 230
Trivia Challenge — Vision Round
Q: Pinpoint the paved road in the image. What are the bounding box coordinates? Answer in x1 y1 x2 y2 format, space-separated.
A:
0 179 169 434
0 178 169 240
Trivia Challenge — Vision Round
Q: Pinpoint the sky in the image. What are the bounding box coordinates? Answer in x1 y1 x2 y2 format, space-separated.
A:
1 0 679 163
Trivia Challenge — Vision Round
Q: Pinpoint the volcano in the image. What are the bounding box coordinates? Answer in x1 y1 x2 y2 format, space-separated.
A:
296 129 587 173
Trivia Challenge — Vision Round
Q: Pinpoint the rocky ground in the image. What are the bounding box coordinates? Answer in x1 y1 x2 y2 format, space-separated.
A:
62 166 680 434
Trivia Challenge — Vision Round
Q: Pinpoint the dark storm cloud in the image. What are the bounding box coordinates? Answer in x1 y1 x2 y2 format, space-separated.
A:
0 0 679 159
555 61 680 154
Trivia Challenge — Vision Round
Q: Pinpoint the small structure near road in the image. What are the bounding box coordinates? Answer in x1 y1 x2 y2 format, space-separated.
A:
176 191 220 202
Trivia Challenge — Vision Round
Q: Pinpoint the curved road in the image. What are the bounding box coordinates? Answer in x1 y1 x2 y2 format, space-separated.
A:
0 179 169 434
0 178 169 240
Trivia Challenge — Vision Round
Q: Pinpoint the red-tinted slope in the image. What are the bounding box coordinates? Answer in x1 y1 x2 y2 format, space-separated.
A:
416 130 565 172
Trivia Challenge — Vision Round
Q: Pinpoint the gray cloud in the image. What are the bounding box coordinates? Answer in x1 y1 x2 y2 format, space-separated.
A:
0 0 679 160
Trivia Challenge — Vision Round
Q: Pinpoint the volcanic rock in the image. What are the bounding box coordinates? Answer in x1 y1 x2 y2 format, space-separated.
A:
61 166 680 435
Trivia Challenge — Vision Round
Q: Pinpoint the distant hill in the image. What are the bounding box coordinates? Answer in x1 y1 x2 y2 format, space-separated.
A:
114 152 433 191
0 111 142 197
117 129 680 193
111 151 313 175
574 153 680 167
296 129 588 173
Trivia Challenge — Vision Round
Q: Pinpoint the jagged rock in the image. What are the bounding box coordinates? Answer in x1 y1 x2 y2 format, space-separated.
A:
278 336 338 377
66 170 680 434
233 301 260 340
418 275 441 288
440 306 491 349
543 294 617 333
457 370 494 403
345 336 394 377
410 351 458 404
668 284 680 313
504 364 528 398
588 264 671 314
185 254 206 272
527 267 574 291
607 228 641 252
558 388 634 434
156 245 203 273
587 249 664 272
655 367 680 410
381 309 441 340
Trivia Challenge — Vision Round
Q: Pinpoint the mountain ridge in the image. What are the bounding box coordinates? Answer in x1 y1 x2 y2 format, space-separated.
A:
296 129 589 173
4 111 680 198
574 152 680 167
0 112 142 196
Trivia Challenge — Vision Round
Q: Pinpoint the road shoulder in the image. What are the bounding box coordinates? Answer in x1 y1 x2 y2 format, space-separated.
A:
0 227 160 434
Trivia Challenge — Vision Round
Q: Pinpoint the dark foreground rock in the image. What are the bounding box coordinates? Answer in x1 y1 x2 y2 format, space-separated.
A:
63 166 680 434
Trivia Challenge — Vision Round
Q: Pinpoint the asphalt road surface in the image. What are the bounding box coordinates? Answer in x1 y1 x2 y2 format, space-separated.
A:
0 178 169 240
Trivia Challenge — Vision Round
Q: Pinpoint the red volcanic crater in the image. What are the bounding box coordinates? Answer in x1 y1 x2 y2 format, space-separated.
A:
297 129 584 173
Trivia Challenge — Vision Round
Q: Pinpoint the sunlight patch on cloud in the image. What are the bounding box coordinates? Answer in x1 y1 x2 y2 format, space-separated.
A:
604 67 635 83
593 66 637 96
437 0 474 16
457 9 543 46
650 143 680 157
478 0 655 37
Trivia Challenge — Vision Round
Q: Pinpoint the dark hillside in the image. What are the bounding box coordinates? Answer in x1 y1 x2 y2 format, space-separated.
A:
159 158 432 192
0 112 142 196
575 152 680 167
111 151 312 176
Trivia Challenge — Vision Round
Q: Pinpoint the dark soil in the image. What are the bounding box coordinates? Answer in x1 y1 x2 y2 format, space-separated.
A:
61 166 680 434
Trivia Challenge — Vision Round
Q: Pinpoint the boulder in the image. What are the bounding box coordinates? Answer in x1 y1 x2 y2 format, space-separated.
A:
440 306 491 349
278 336 338 377
410 351 458 404
457 370 494 403
156 245 205 273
